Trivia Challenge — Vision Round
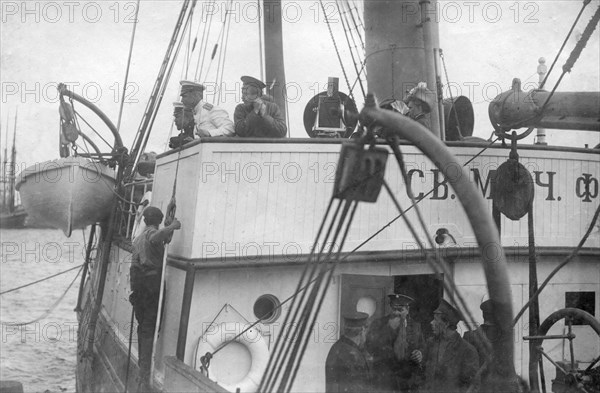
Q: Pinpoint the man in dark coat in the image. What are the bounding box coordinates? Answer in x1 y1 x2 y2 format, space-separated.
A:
130 206 181 393
463 299 503 390
325 311 371 393
366 294 424 393
233 76 287 138
421 299 479 393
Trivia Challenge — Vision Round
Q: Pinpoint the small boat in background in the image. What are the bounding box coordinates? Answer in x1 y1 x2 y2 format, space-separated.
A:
16 156 116 237
1 109 27 229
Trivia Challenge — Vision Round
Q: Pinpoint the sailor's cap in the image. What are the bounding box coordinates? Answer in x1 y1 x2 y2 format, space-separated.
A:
241 75 266 90
480 299 495 314
388 293 414 306
343 311 369 328
180 80 205 93
434 298 461 326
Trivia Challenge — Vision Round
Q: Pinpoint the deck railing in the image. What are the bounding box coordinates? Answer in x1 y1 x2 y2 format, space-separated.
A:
116 178 153 241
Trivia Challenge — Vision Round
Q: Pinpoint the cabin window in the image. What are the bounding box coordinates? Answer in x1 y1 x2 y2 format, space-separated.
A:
254 294 281 324
565 292 595 325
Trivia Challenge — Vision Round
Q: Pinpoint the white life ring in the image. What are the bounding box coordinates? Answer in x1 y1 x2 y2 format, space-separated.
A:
195 322 269 393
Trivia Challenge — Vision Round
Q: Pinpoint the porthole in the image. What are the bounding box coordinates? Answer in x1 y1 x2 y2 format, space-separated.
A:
356 296 377 317
253 294 281 324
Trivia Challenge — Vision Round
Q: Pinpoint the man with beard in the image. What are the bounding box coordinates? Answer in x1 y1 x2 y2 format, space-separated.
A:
421 299 479 393
366 294 424 392
233 76 287 137
325 311 371 393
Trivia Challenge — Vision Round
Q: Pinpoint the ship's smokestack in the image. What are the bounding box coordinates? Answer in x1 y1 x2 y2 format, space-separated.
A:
364 0 442 138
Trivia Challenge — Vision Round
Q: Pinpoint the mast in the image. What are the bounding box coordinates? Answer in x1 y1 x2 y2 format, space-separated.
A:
9 108 17 212
364 0 441 138
2 112 8 211
263 0 287 125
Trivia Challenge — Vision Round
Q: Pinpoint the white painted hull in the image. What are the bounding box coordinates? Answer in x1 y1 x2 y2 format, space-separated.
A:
76 140 600 393
16 157 116 237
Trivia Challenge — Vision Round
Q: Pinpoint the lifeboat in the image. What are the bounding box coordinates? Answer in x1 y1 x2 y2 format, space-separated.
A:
16 157 116 237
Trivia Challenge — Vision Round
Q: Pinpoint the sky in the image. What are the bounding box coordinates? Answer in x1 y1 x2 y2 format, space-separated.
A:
1 0 599 169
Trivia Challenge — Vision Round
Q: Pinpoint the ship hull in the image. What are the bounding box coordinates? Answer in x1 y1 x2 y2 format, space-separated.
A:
76 140 600 393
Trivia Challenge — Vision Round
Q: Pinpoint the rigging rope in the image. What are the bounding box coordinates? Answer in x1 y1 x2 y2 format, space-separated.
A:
258 0 265 81
539 0 591 89
195 0 216 81
0 264 84 296
117 0 141 132
1 265 83 326
385 137 478 328
513 202 600 325
198 138 502 382
440 49 464 139
215 0 234 105
320 0 354 102
261 197 359 392
150 147 183 381
129 0 196 178
496 4 599 137
336 0 366 98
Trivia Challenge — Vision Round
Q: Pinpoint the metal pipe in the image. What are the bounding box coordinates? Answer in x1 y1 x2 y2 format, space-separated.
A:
420 0 441 138
361 99 516 385
58 84 123 148
263 0 287 124
524 334 576 340
489 80 600 132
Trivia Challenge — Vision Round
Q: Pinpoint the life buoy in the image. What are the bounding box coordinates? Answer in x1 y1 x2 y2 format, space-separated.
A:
195 322 269 393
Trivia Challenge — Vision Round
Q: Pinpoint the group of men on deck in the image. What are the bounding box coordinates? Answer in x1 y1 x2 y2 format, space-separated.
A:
169 76 436 147
169 75 287 147
326 294 501 393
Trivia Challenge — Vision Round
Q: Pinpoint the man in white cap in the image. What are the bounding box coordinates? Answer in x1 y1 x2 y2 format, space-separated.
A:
179 80 234 137
233 76 287 138
366 293 424 392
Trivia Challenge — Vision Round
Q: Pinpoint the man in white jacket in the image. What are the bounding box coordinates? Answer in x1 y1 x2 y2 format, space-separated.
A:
180 80 234 137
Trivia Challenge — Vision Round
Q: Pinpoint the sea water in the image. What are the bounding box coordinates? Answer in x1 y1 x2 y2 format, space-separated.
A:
1 228 87 393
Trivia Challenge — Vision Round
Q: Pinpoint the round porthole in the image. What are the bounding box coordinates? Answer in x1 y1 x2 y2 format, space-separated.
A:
356 296 377 317
253 294 281 324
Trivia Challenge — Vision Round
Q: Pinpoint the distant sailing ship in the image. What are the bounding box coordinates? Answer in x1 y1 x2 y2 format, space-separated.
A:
0 110 27 229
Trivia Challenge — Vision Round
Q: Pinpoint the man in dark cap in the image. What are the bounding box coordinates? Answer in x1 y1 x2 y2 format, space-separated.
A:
179 80 234 137
325 311 371 393
366 294 424 392
404 83 435 131
463 299 501 385
420 299 479 393
129 206 181 392
233 76 287 138
169 101 195 148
